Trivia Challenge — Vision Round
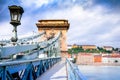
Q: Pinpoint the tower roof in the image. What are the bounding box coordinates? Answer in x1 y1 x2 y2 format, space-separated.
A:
36 19 70 30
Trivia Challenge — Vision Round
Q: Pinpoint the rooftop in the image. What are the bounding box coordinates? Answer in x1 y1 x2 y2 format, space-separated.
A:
36 19 69 30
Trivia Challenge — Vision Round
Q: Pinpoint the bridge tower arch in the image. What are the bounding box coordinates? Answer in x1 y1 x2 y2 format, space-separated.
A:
36 19 69 56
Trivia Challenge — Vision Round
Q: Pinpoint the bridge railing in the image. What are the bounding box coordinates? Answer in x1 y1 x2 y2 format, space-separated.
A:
0 57 61 80
66 58 87 80
0 32 61 58
0 31 45 47
17 31 45 44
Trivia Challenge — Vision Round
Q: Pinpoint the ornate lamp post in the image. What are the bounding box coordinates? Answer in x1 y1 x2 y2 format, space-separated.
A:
8 5 24 42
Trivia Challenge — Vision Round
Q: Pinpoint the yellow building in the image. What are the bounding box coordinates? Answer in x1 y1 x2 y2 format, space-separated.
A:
72 44 79 48
82 45 96 50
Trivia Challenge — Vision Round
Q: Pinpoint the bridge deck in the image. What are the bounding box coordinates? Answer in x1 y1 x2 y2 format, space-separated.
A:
37 60 67 80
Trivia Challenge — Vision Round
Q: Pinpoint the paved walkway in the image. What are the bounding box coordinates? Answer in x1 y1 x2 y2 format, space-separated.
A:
37 61 67 80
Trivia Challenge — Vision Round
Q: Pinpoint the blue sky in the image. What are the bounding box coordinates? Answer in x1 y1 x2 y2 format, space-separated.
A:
0 0 120 48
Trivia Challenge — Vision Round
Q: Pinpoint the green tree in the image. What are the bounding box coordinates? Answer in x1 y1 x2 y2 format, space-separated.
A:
68 49 73 54
68 47 84 54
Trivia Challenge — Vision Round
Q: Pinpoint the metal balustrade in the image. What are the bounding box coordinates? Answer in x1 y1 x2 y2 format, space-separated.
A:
66 58 87 80
0 57 61 80
17 31 45 43
0 44 38 58
0 31 45 47
0 32 61 59
19 32 61 59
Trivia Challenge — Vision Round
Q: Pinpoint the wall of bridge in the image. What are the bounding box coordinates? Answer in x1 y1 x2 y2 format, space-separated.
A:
36 19 69 53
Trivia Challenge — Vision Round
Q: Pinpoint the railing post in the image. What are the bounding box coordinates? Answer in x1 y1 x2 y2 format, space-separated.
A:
29 68 33 80
22 63 33 80
2 66 6 80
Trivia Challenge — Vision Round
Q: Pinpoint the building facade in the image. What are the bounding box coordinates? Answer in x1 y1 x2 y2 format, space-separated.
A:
72 44 79 48
67 45 72 49
81 45 96 50
76 53 120 64
103 46 113 51
76 53 94 64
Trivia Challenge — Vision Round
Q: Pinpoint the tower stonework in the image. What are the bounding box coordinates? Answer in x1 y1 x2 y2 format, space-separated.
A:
36 20 69 55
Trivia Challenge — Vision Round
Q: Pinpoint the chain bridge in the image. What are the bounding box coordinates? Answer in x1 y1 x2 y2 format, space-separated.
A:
0 19 87 80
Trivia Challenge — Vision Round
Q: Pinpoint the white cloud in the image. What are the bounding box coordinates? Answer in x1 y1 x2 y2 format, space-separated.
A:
0 22 12 40
0 0 120 47
98 26 120 40
38 3 120 47
21 0 54 8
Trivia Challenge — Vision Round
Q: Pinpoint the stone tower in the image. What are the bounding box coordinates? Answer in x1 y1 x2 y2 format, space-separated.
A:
36 19 69 54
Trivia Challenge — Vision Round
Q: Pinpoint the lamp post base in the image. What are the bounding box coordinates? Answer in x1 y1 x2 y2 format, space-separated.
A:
11 37 18 42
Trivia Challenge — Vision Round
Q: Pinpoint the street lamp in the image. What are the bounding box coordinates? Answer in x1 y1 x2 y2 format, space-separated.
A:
8 5 24 42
